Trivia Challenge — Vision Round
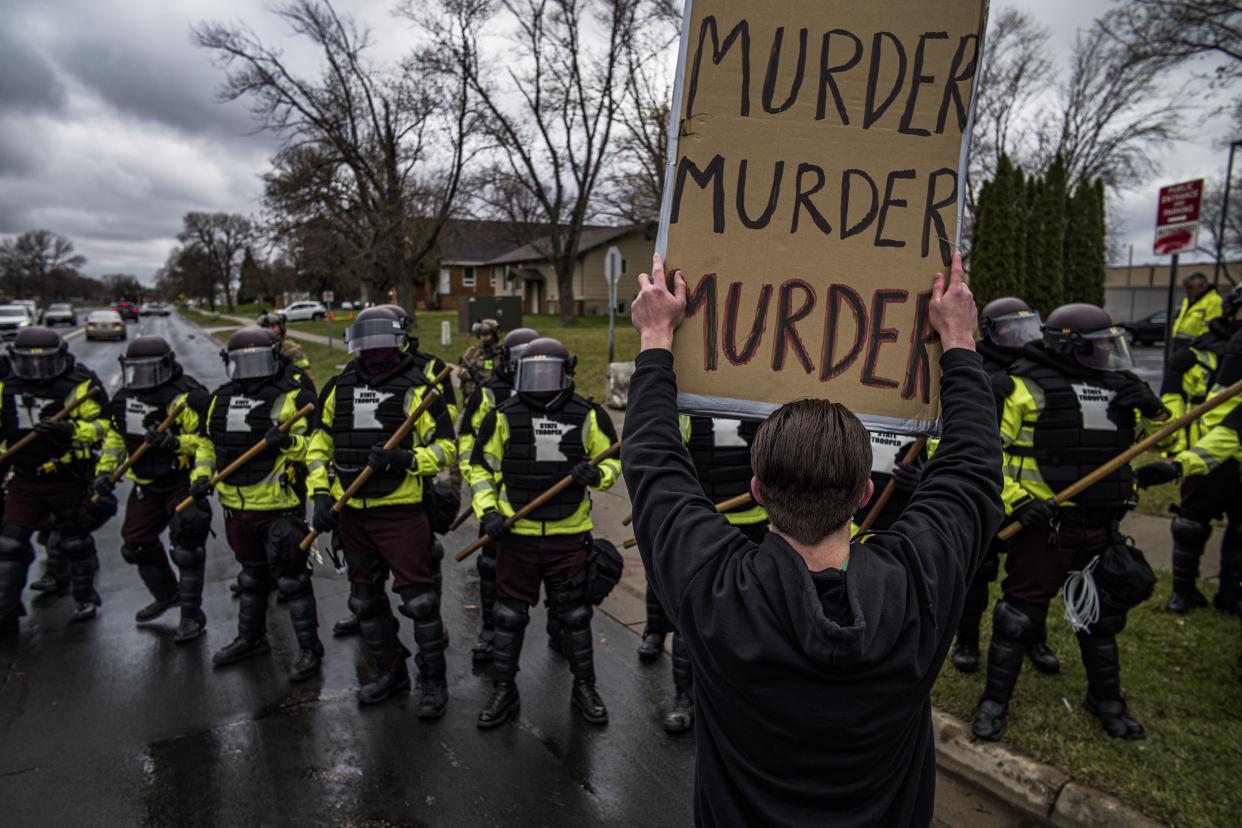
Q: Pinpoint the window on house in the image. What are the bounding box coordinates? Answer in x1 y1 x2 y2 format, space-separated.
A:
438 268 450 295
490 267 497 288
462 266 476 288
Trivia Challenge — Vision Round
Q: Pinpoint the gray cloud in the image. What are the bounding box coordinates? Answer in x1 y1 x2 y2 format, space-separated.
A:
0 28 66 114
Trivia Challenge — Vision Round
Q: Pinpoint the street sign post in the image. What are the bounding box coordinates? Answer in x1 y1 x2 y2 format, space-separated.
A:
1153 178 1204 365
604 246 622 364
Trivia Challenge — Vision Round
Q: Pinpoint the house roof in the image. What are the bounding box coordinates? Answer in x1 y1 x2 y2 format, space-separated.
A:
436 219 549 264
486 224 639 266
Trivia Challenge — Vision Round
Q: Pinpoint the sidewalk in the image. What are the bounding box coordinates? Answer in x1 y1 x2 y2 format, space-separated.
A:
214 313 332 346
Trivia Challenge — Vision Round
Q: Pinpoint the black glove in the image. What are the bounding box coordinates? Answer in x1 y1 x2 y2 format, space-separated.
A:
144 428 179 451
81 492 118 531
1109 383 1166 420
367 444 414 472
890 461 924 494
481 510 510 540
188 478 213 501
263 427 293 450
35 419 74 445
570 461 603 487
1012 498 1057 529
1136 460 1182 488
91 473 115 497
312 493 340 534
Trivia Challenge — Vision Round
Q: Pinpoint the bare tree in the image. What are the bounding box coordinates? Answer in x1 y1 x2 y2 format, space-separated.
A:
177 212 254 312
0 229 87 298
421 0 643 323
966 8 1052 213
1201 174 1242 284
194 0 476 316
1034 25 1185 192
157 245 219 309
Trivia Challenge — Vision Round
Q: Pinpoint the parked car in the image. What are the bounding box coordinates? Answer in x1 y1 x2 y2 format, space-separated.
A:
1124 311 1168 346
138 302 155 316
86 310 127 341
277 301 327 322
41 303 77 327
340 301 355 311
12 300 38 321
114 300 139 321
151 302 172 316
0 305 33 340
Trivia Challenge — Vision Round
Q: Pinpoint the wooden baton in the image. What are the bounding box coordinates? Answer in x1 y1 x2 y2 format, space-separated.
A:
621 491 754 550
857 436 929 534
0 386 100 466
91 401 188 502
298 366 453 550
454 441 621 562
449 506 473 532
996 377 1242 542
174 402 316 512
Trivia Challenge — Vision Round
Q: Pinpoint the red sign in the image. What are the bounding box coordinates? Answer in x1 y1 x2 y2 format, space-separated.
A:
1153 178 1203 256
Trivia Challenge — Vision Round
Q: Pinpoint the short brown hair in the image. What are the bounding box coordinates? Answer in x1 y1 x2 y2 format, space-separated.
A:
751 399 872 544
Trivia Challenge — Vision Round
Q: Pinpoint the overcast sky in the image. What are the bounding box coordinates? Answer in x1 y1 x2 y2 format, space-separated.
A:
0 0 1235 284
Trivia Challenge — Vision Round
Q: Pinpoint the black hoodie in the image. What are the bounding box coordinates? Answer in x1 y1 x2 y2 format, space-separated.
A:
621 348 1003 828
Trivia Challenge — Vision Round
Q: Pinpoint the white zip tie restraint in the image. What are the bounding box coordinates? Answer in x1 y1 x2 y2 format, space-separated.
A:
1062 555 1102 633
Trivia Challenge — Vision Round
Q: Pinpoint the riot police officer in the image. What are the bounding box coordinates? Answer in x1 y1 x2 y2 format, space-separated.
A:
307 306 457 715
459 326 539 662
193 327 322 681
258 311 312 379
1152 286 1242 613
973 304 1167 742
0 327 108 631
458 318 502 402
953 297 1059 674
93 336 212 643
465 337 621 728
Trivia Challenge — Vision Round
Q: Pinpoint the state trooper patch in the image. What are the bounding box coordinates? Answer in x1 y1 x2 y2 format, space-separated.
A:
532 417 574 463
352 387 395 430
225 397 264 432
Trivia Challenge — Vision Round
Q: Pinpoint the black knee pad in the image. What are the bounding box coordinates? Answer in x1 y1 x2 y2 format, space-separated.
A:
170 545 205 569
1172 514 1213 548
1085 612 1128 638
493 599 529 632
347 583 388 619
398 586 439 621
59 533 95 561
992 598 1044 645
121 543 161 565
277 572 313 599
430 539 445 563
238 566 271 594
0 532 33 563
560 602 592 632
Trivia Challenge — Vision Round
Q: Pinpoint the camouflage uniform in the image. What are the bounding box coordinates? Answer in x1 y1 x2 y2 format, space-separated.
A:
457 342 501 403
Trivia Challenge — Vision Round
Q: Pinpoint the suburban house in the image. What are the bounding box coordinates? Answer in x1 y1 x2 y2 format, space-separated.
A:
432 219 655 316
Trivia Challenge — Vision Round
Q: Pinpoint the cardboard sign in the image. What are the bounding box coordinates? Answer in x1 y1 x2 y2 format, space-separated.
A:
657 0 988 433
1152 179 1203 257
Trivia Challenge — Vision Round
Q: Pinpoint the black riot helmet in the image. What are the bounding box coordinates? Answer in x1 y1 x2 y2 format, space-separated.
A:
221 326 280 380
1223 284 1242 328
499 327 539 380
257 311 286 339
1043 303 1133 372
119 336 177 390
516 337 576 402
378 303 418 351
346 306 406 354
8 326 70 381
980 297 1042 353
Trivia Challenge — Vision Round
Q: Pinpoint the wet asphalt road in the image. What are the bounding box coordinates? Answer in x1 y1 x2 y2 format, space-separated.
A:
0 313 698 827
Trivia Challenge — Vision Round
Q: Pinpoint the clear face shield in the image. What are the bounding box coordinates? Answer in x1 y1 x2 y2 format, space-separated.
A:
516 355 570 393
987 311 1043 349
1074 327 1134 372
505 343 531 376
227 346 278 380
346 318 405 354
121 355 174 390
9 346 68 381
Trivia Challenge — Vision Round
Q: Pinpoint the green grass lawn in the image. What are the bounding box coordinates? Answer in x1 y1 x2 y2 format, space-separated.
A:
931 572 1242 828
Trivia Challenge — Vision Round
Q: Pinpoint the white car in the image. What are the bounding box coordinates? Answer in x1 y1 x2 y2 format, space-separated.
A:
277 301 327 322
0 305 32 340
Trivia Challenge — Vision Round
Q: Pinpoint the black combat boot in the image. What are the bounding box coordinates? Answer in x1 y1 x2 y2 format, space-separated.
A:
357 608 411 704
213 570 271 666
282 575 324 683
135 598 177 623
571 680 608 725
663 635 694 734
638 583 669 662
212 636 271 665
1079 629 1144 740
663 691 694 734
172 546 207 644
473 548 498 662
477 681 521 728
401 587 449 720
951 638 980 673
971 600 1033 742
637 631 666 663
1168 519 1210 613
562 604 607 725
66 538 101 622
358 658 411 705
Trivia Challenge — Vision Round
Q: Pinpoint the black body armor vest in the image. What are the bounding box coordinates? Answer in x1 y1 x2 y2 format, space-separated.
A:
685 416 758 511
330 363 426 499
1008 350 1145 507
207 372 299 487
499 394 592 522
109 373 203 481
2 363 99 474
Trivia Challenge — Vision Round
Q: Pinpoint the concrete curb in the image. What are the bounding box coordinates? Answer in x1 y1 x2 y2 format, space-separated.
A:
932 710 1165 828
178 311 228 349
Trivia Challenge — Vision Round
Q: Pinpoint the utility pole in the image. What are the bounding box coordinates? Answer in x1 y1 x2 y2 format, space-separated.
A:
1213 139 1241 288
